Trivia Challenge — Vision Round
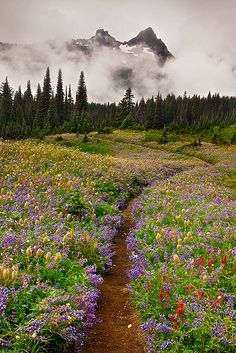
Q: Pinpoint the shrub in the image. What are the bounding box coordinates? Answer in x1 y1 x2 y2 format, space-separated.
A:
65 191 89 217
98 126 113 134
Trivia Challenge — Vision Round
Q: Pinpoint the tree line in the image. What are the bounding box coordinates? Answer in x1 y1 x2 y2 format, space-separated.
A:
0 68 236 139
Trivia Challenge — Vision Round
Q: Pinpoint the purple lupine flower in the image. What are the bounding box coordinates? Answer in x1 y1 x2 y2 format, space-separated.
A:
160 339 172 350
0 286 10 317
156 323 172 333
212 322 226 338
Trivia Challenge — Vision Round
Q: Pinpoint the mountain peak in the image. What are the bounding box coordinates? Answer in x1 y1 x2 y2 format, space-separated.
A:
91 29 120 47
127 27 173 61
128 28 158 47
140 27 156 37
71 27 172 60
95 29 110 37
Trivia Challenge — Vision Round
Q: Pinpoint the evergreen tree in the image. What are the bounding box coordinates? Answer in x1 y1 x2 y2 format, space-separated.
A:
13 86 23 107
78 111 93 134
120 87 135 119
145 97 155 130
113 106 123 128
120 112 136 129
46 93 57 132
64 86 68 120
153 93 164 130
39 67 52 128
24 80 33 102
137 98 146 127
23 80 34 131
165 94 177 125
12 86 26 138
68 85 74 111
35 83 42 106
55 69 64 126
64 84 74 120
0 77 13 138
178 93 190 130
33 83 42 130
68 111 79 133
75 71 88 115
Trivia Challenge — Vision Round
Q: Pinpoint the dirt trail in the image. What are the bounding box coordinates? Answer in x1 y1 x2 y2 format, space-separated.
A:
81 198 147 353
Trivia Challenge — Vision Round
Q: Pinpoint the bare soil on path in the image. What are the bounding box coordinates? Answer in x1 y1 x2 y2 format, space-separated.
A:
81 198 147 353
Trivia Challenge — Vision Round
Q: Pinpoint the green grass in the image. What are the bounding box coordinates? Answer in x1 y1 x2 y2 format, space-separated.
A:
48 139 112 155
197 124 236 144
143 125 236 145
78 141 111 155
144 130 177 143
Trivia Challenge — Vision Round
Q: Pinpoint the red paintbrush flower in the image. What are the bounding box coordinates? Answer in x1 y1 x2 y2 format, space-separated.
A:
221 255 227 264
176 301 185 315
213 298 218 308
176 307 184 315
173 322 179 330
208 259 214 266
185 284 194 291
169 315 175 322
217 292 223 302
197 256 204 267
177 301 184 308
197 290 204 300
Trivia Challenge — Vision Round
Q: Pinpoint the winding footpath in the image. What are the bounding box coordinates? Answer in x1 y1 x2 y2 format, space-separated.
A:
82 198 147 353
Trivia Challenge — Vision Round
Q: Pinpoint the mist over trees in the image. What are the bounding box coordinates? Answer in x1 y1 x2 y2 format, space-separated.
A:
0 68 236 140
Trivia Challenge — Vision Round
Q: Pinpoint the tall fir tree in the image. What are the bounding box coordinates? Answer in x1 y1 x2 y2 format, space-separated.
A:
46 93 57 132
0 77 13 138
23 80 34 130
34 83 42 130
137 98 146 126
145 97 155 130
24 80 33 101
13 86 27 138
64 86 68 120
39 67 52 128
55 69 64 126
153 93 164 130
66 84 74 119
75 71 88 115
64 85 75 127
165 94 177 125
120 87 135 119
113 106 123 128
35 83 42 106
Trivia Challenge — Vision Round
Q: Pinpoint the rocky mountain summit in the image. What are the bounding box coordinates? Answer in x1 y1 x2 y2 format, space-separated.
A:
70 27 173 63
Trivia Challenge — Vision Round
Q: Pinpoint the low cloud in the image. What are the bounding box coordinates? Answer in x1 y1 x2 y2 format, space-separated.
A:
0 41 171 102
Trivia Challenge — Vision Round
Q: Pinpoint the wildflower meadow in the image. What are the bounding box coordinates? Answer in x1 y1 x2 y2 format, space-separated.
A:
128 166 236 352
0 138 235 352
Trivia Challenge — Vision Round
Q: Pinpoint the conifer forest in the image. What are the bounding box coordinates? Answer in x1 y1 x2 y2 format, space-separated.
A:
1 68 236 140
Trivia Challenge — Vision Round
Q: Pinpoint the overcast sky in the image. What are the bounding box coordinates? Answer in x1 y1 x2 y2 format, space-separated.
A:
0 0 236 100
1 0 235 51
